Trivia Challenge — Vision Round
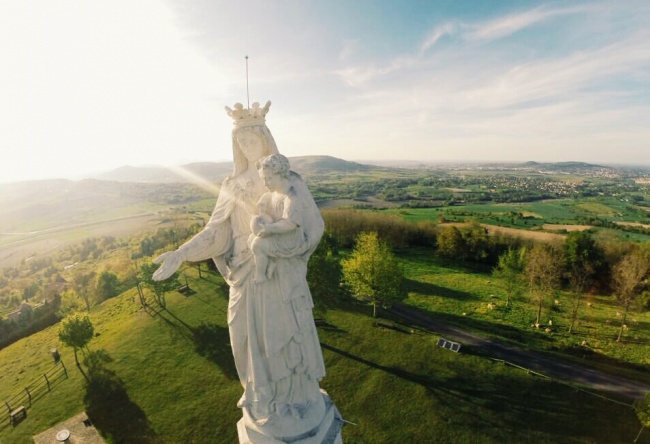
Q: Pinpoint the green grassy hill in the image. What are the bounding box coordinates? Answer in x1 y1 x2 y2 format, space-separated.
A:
1 264 646 443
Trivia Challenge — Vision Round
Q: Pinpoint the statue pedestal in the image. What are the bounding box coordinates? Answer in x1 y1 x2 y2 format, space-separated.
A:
237 390 343 444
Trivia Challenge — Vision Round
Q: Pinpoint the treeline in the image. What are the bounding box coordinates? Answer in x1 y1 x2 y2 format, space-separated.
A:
323 210 437 249
320 209 649 304
322 209 527 266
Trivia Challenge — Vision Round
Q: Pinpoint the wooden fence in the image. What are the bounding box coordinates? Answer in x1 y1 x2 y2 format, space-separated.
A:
3 360 68 428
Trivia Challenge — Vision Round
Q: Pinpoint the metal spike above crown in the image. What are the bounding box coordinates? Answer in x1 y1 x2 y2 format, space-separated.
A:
225 101 271 128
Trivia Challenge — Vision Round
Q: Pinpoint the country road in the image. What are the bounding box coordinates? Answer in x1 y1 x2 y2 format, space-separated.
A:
389 304 650 402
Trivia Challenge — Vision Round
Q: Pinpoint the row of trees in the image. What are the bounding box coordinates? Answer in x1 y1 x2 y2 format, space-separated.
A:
494 231 650 341
324 210 530 266
313 215 650 342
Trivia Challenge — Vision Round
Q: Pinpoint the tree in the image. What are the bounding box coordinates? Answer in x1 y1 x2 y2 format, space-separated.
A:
462 221 490 262
59 314 94 367
139 262 180 308
342 232 404 318
72 270 97 312
564 231 604 334
437 225 465 260
612 249 650 342
307 231 346 315
95 270 121 302
57 289 84 317
493 247 526 306
525 243 563 327
634 392 650 443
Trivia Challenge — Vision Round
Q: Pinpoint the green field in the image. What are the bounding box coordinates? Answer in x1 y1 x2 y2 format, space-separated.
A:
2 167 650 442
378 197 650 243
400 248 650 377
1 262 648 443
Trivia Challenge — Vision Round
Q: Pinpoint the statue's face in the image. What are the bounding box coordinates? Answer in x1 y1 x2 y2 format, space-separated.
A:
236 131 265 162
260 168 285 192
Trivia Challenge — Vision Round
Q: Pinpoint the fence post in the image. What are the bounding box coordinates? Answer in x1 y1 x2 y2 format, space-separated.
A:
60 359 68 379
44 373 51 392
25 388 31 406
137 282 145 306
4 401 10 427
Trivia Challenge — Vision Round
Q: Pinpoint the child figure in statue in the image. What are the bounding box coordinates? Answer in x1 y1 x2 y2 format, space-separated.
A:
249 154 306 283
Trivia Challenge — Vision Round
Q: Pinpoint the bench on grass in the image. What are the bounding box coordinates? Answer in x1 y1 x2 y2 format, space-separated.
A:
10 405 26 426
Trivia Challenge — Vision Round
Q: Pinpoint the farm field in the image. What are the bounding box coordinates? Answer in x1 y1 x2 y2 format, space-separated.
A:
377 196 650 243
1 263 648 443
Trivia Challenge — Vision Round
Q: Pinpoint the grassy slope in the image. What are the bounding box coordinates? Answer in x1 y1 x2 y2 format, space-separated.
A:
401 248 650 380
1 265 648 443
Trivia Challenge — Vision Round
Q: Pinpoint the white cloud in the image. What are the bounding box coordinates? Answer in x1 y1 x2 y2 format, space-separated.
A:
419 22 458 54
461 31 650 111
467 6 555 41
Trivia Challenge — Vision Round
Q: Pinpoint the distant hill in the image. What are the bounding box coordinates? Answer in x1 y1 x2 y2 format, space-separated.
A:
93 156 376 183
93 162 235 184
290 155 373 174
520 161 609 171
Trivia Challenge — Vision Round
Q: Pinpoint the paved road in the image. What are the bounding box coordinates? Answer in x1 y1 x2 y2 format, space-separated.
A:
389 304 650 402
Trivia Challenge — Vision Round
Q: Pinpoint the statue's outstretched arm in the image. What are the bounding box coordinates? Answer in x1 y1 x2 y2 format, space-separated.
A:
152 220 232 281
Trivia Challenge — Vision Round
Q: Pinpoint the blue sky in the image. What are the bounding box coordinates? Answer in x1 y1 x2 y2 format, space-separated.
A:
0 0 649 182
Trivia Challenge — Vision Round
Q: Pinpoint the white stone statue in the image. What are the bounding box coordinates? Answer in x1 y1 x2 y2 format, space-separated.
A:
153 101 342 443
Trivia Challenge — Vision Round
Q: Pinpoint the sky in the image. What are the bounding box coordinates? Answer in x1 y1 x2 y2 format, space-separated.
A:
1 0 649 183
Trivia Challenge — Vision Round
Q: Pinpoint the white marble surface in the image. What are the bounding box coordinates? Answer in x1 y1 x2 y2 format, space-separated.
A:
154 102 342 443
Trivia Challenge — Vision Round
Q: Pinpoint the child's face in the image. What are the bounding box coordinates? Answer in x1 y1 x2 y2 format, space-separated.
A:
260 168 285 192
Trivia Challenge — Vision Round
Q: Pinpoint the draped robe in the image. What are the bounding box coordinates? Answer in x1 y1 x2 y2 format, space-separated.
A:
178 172 326 421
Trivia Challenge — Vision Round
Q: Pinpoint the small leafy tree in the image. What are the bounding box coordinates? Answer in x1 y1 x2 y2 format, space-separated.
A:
525 243 563 326
612 249 650 342
342 232 404 318
72 270 97 312
634 392 650 443
139 262 180 308
436 226 465 260
564 231 604 334
462 221 490 262
59 314 94 366
493 247 526 306
95 270 121 302
57 289 84 317
307 232 346 315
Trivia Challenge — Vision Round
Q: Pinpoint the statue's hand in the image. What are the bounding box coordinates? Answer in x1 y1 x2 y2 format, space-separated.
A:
152 251 183 281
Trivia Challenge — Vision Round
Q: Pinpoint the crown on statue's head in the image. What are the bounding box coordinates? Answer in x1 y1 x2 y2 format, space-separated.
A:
225 101 271 128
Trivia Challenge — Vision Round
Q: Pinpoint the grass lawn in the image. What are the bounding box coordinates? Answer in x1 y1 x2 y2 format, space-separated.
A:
1 264 648 443
400 248 650 382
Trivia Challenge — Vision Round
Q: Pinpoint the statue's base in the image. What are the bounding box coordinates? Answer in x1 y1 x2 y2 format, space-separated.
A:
237 390 343 443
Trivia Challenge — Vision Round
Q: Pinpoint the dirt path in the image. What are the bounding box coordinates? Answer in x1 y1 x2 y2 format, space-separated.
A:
389 304 650 402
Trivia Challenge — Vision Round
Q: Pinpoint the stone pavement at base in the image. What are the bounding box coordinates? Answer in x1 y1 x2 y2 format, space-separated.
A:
33 412 105 444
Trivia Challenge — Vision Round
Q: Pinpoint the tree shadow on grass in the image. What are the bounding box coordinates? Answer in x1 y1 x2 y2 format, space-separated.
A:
192 322 238 380
399 248 493 275
321 342 643 443
83 350 158 443
144 304 237 380
403 278 477 300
